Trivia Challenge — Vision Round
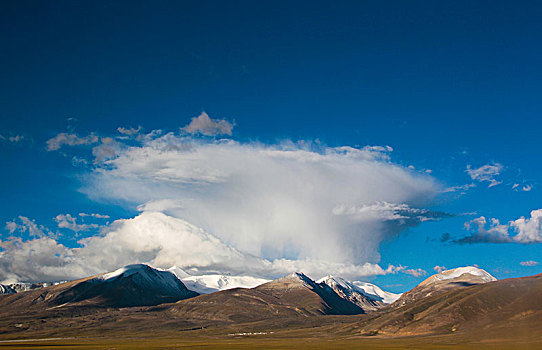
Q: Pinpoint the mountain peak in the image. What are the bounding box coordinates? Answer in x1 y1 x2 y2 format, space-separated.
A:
277 272 314 285
420 266 496 286
393 265 497 308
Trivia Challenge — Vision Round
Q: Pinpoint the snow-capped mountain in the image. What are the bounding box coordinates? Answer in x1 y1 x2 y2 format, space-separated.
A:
52 264 198 307
166 266 270 294
258 272 365 315
419 266 496 286
181 274 270 294
393 266 497 307
350 281 402 304
317 276 401 312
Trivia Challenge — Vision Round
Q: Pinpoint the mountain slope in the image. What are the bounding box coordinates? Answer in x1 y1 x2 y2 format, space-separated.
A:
168 272 364 323
393 266 496 307
317 276 399 312
359 273 542 337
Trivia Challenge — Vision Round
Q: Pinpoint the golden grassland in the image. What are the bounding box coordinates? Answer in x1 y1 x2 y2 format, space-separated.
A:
1 325 541 350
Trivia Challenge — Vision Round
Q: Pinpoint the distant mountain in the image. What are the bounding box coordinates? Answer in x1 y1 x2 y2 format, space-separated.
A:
181 274 270 294
392 266 496 308
8 281 66 293
0 264 198 310
260 273 365 315
165 266 270 294
0 284 16 294
359 272 542 337
350 280 402 304
317 276 401 312
169 272 364 324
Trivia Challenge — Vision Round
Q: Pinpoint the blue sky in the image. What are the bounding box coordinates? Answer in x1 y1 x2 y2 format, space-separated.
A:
1 1 541 291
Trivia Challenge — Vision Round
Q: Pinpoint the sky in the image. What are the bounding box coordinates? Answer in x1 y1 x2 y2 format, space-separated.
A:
1 0 541 292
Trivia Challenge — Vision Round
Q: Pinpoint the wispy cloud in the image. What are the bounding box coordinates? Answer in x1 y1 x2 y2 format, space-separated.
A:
520 260 539 267
78 213 110 219
402 268 427 277
46 132 99 151
466 163 503 187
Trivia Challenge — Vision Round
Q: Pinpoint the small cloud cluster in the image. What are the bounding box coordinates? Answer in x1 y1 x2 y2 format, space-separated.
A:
452 209 542 244
54 214 100 233
0 134 26 143
520 260 539 267
466 163 503 187
4 216 54 238
117 126 142 136
433 265 447 273
181 112 234 136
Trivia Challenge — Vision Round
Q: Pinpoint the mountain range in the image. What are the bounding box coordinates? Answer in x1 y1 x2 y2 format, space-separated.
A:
2 263 541 348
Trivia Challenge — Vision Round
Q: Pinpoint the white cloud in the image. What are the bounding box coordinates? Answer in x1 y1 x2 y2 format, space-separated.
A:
84 134 442 267
466 163 503 187
46 132 99 151
3 131 448 282
455 209 542 244
0 212 405 283
181 112 234 136
520 260 539 267
511 209 542 243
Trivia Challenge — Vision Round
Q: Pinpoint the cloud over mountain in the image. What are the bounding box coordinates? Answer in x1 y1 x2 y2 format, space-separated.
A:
2 128 447 282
